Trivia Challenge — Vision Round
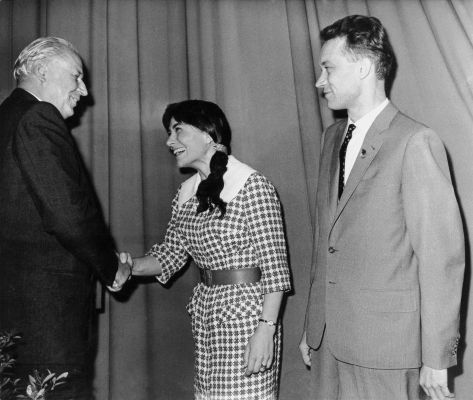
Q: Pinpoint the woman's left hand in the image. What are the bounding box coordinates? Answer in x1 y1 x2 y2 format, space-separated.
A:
243 322 275 376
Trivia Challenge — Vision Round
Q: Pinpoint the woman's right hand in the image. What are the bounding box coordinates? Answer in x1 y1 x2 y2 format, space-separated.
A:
128 255 163 276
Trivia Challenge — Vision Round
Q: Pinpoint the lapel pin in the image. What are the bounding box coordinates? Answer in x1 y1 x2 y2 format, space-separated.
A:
360 149 367 158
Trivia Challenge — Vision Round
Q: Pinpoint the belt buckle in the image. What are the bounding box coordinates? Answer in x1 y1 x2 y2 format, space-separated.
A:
202 269 213 286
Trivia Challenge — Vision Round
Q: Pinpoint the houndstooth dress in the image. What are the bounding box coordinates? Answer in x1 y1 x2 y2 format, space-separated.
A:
148 156 291 400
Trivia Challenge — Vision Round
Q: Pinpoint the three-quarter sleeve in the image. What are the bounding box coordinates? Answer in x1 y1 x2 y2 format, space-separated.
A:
147 192 189 284
244 174 291 293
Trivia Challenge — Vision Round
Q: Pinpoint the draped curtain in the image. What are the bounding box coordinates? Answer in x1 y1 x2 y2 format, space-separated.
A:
1 0 472 398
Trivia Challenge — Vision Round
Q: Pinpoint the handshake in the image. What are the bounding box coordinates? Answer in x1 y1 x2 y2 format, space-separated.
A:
108 252 134 292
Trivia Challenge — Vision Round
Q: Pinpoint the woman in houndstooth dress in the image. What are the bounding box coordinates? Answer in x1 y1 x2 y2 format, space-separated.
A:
125 100 291 400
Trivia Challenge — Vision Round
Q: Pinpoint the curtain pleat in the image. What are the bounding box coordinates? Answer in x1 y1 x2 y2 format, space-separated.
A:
1 0 473 398
0 0 13 101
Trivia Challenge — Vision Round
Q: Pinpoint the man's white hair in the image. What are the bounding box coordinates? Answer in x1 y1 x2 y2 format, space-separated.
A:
13 37 79 82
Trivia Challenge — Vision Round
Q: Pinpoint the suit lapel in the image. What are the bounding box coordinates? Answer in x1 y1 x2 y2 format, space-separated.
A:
328 123 346 222
332 103 399 226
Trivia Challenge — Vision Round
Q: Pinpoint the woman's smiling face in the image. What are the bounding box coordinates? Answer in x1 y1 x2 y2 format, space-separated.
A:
166 117 214 172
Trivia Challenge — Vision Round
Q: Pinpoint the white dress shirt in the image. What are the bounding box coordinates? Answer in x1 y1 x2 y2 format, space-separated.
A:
343 99 390 184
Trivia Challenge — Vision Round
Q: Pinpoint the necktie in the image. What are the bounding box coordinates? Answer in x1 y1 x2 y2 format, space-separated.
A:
338 123 356 199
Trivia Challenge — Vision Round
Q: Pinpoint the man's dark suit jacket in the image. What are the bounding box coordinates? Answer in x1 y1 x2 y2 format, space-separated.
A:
0 88 117 382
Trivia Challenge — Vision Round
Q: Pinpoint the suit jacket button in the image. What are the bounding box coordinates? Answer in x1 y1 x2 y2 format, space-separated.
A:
328 246 335 253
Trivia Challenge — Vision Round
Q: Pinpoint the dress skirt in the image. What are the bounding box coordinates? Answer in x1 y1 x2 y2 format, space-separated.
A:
188 283 280 400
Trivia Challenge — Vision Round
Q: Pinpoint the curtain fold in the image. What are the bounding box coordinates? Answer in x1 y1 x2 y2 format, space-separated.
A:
1 0 472 398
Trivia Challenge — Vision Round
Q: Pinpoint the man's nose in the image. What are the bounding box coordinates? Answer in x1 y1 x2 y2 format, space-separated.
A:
315 72 326 88
78 79 88 96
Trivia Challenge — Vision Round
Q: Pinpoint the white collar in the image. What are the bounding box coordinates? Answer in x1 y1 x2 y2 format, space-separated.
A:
22 88 42 101
348 98 389 130
177 155 256 208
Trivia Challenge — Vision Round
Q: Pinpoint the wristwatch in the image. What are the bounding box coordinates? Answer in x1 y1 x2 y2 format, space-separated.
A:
258 318 278 327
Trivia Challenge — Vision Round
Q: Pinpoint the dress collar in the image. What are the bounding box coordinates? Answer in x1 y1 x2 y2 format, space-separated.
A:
178 155 256 208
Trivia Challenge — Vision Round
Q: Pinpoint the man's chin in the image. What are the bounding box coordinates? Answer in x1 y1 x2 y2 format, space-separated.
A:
326 100 344 110
60 107 75 119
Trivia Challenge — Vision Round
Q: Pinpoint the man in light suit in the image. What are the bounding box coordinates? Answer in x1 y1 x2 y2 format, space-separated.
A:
299 15 464 400
0 37 130 399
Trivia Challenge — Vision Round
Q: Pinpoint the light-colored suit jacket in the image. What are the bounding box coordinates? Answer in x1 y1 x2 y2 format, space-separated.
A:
305 102 464 370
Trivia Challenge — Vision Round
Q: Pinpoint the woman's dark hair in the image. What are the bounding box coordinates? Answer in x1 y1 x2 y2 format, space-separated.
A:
321 15 396 82
162 99 232 218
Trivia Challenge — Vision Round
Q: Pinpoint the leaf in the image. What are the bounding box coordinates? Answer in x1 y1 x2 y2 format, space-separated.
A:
37 388 45 397
42 372 55 384
28 375 36 386
56 372 68 380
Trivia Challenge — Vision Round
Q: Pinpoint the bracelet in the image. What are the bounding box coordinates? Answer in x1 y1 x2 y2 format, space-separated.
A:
258 318 278 327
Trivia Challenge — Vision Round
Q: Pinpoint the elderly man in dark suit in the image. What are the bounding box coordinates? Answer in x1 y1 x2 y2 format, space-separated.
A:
299 16 464 400
0 37 130 399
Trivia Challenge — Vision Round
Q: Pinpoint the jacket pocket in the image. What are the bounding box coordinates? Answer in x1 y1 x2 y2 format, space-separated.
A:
186 284 202 317
214 283 263 325
360 288 417 313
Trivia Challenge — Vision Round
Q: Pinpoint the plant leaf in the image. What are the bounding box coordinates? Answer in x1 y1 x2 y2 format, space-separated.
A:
56 372 68 380
42 372 55 384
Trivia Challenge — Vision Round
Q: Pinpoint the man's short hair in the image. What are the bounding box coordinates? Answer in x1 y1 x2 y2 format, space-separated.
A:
321 15 395 81
13 37 79 82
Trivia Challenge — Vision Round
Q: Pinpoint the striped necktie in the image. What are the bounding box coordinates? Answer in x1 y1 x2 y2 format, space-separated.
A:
338 123 356 199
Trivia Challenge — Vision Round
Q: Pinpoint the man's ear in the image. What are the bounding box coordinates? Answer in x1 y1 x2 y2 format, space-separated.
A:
34 62 48 83
359 57 373 80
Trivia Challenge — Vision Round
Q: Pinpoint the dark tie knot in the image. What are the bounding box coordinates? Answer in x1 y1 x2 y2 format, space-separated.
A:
345 123 356 140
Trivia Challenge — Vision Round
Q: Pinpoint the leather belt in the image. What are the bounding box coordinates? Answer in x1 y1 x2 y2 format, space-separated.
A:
199 267 261 286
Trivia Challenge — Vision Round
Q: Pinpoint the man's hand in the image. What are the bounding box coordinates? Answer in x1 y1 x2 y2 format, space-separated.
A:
420 365 454 400
108 252 133 292
299 330 311 367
